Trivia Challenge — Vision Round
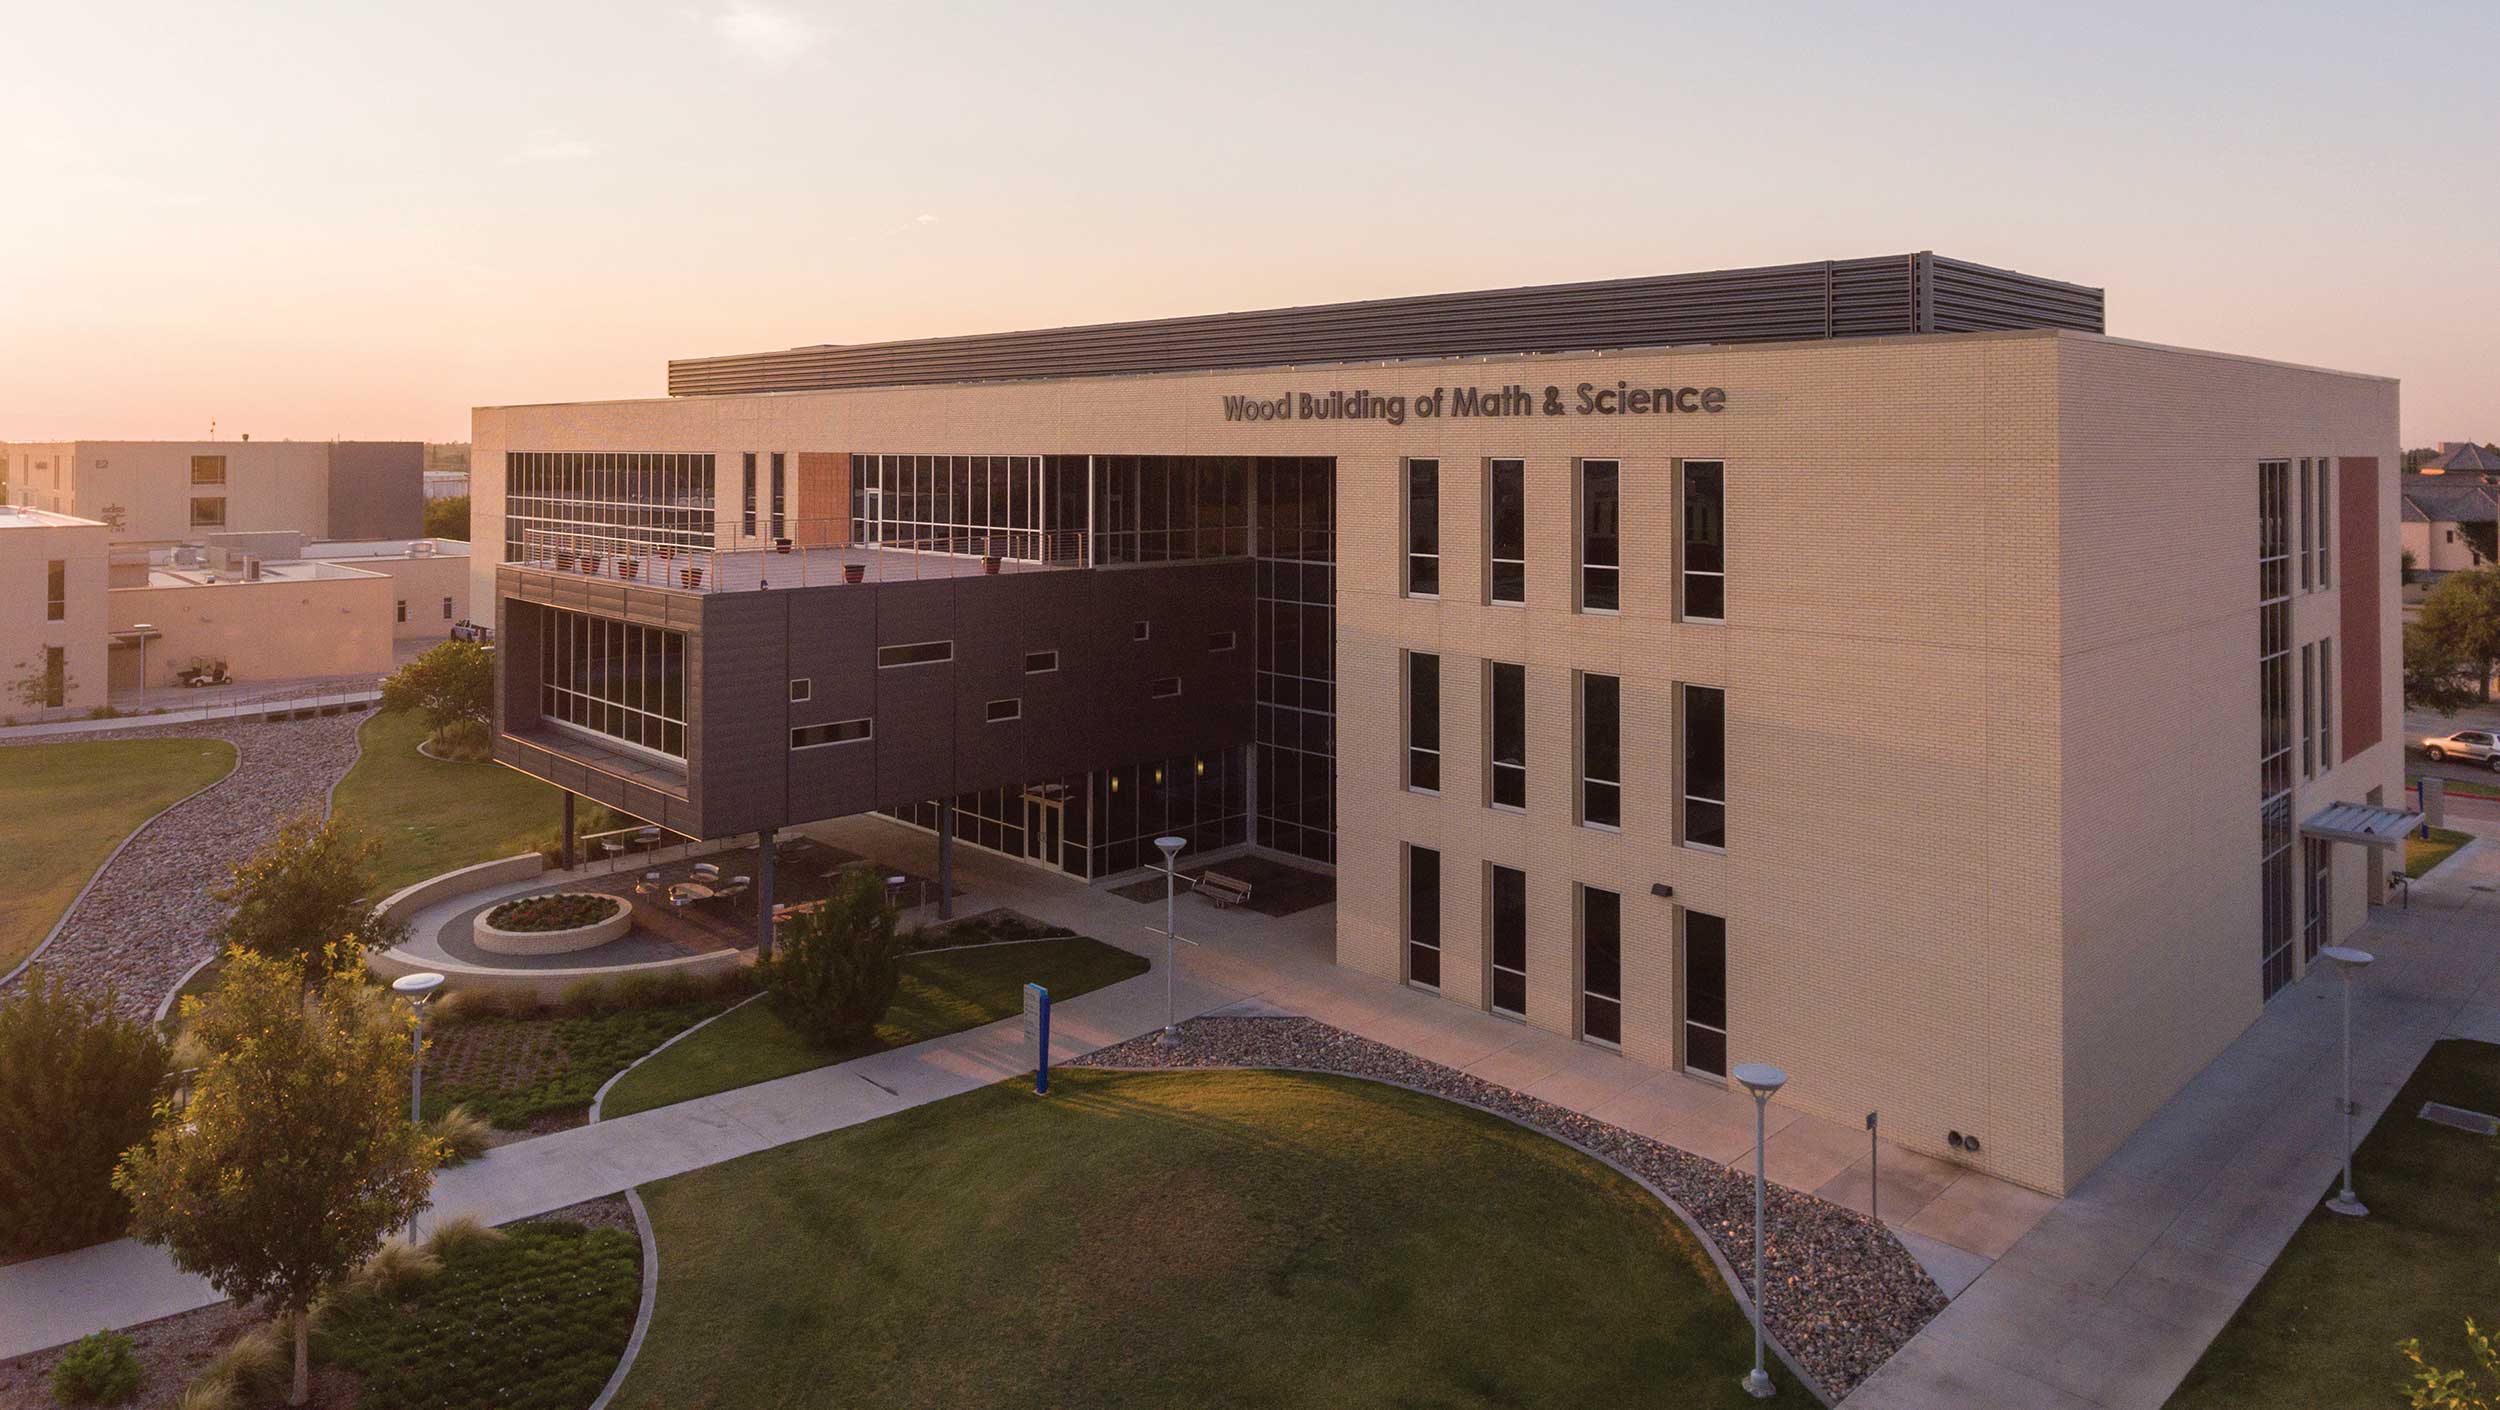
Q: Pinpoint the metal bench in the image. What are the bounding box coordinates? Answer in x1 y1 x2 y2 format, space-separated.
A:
1194 871 1253 908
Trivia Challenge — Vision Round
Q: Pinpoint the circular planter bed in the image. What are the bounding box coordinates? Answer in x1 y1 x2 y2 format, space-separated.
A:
474 892 633 956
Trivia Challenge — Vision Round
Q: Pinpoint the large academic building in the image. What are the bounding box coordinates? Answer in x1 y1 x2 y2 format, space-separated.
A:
469 254 2405 1194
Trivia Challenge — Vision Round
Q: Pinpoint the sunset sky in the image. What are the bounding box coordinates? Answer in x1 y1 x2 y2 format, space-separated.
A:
3 0 2493 446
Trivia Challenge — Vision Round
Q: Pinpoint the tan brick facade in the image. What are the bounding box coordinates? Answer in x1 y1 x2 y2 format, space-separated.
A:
473 327 2401 1195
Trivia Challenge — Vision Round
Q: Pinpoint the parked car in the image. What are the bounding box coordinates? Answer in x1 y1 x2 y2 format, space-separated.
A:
2420 729 2500 770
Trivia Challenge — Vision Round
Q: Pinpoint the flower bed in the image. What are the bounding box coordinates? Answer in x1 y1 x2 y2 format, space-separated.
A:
472 892 632 957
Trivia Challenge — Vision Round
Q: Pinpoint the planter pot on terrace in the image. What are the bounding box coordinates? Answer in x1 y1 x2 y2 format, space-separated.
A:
471 892 633 956
775 538 794 555
680 566 704 589
983 556 1002 575
844 563 866 584
619 560 640 581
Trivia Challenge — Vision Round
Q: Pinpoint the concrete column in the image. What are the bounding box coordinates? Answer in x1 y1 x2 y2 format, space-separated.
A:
937 802 955 921
561 793 576 871
757 827 777 960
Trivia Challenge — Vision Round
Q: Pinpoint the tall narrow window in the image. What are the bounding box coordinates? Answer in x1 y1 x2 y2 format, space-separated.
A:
1405 458 1440 597
1682 684 1726 849
2260 460 2294 999
2301 642 2316 779
1579 671 1620 828
1489 864 1527 1018
42 646 65 707
2319 638 2334 762
2317 458 2333 588
1579 459 1620 612
2302 837 2331 965
1581 885 1621 1047
46 559 66 621
1406 844 1441 988
769 452 787 540
1406 651 1440 793
2299 458 2315 592
1489 661 1526 810
741 453 758 537
1488 458 1525 605
1681 460 1725 622
1683 910 1727 1078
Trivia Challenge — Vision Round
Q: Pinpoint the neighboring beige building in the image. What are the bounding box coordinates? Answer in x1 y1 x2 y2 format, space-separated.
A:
1 440 424 545
305 538 473 639
467 257 2405 1195
105 553 397 690
0 506 110 714
2400 472 2496 577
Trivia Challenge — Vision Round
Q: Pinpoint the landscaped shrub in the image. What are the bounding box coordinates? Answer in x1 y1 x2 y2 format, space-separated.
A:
425 716 493 763
483 892 619 933
426 1104 491 1164
49 1331 142 1405
192 1324 285 1407
313 1220 637 1410
171 1377 240 1410
0 971 170 1257
212 813 407 972
379 640 492 736
422 1000 730 1128
760 871 915 1047
421 1214 506 1260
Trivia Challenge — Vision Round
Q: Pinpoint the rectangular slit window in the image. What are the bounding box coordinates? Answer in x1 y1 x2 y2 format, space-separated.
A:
1149 676 1182 699
1581 885 1621 1047
791 719 871 748
878 641 953 668
1206 630 1238 652
1024 651 1058 674
1406 844 1441 988
1580 459 1619 612
1489 864 1527 1017
789 678 812 703
1133 621 1151 642
1489 661 1525 810
985 698 1022 723
46 559 66 621
1405 458 1440 597
1681 460 1724 622
1580 672 1620 828
1488 458 1525 605
1406 650 1440 793
1683 911 1727 1077
1682 683 1725 849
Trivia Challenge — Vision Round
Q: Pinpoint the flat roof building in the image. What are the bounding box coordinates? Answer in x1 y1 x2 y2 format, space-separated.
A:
3 439 425 545
470 253 2404 1195
0 506 111 715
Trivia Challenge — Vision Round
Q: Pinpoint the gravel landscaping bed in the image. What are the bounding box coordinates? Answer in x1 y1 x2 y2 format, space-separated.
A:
0 712 366 1019
1070 1016 1945 1398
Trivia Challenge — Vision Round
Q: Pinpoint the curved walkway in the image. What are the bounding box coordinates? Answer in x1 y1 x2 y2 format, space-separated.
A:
0 712 366 1019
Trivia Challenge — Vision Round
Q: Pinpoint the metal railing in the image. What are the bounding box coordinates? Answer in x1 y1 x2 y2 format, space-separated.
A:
513 522 1093 593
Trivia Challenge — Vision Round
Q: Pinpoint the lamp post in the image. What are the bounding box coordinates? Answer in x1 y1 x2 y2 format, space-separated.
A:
392 972 446 1124
130 623 158 709
1156 836 1186 1047
2320 946 2375 1217
1734 1063 1790 1399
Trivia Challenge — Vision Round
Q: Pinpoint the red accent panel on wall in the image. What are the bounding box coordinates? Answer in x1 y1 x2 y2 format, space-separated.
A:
2339 456 2381 761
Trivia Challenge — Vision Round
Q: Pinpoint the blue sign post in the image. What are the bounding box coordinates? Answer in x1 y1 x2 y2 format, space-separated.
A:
1024 983 1051 1096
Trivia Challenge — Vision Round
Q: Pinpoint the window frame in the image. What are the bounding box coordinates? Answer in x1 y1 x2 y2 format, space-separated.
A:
1678 459 1726 624
1405 649 1440 795
46 558 66 622
1485 457 1526 607
1403 457 1441 599
1579 883 1622 1048
1487 660 1526 812
1023 650 1059 674
1578 670 1622 830
189 496 227 528
788 678 813 703
1405 843 1441 990
876 640 954 669
1576 458 1621 614
1680 682 1727 852
1680 909 1728 1078
985 698 1022 723
1206 629 1238 653
1149 675 1182 699
790 719 872 749
189 454 226 486
1488 863 1528 1019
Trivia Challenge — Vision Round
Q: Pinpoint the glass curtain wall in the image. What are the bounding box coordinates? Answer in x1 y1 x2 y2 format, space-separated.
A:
537 607 688 759
505 452 716 565
1092 456 1251 563
1256 456 1337 864
847 454 1047 559
882 745 1247 880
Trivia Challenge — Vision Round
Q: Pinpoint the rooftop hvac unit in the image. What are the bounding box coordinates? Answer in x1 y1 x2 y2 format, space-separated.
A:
244 556 262 581
172 546 205 567
411 540 436 556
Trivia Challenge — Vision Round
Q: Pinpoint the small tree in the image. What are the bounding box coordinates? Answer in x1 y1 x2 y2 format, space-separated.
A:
422 494 470 542
2403 1318 2500 1409
379 639 493 736
2409 620 2486 716
212 811 407 972
760 872 914 1047
0 972 170 1257
7 654 72 710
116 948 440 1407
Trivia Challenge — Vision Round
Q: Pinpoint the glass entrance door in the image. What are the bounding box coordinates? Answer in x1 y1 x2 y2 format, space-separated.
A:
1023 792 1062 869
861 486 882 545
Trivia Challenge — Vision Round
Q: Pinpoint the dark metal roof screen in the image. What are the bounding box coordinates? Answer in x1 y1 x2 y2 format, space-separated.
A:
666 251 2104 398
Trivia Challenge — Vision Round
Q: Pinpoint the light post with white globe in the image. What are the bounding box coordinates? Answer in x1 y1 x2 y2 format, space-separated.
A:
2320 946 2375 1217
1155 836 1186 1047
391 972 446 1124
1734 1062 1789 1399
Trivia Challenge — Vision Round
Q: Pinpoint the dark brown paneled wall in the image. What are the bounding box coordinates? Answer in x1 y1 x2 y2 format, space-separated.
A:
693 560 1254 837
2338 456 2381 761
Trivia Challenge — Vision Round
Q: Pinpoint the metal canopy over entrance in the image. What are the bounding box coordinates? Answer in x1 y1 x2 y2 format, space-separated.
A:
2300 801 2424 849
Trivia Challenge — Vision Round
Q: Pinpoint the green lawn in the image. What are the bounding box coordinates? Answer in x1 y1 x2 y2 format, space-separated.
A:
0 738 235 977
333 710 570 894
619 1069 1783 1409
599 937 1149 1118
2167 1040 2500 1409
2407 826 2474 878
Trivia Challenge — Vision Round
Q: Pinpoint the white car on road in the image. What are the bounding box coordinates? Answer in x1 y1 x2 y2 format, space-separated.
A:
2420 729 2500 770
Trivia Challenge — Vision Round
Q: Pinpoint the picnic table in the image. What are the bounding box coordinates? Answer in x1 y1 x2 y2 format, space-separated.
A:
667 882 715 909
